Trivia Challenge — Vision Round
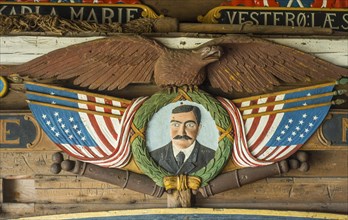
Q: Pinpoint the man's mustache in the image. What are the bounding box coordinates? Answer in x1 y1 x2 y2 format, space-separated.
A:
173 135 192 140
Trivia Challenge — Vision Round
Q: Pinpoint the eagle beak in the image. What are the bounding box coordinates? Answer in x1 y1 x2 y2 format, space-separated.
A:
204 47 222 60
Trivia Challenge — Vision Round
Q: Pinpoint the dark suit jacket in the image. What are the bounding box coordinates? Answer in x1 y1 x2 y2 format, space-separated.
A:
150 141 215 175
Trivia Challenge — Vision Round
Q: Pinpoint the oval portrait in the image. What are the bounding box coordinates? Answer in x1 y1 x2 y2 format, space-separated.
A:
131 90 232 187
146 101 219 175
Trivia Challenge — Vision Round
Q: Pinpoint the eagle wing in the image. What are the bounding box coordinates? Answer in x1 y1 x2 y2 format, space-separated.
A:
13 35 164 91
204 35 348 93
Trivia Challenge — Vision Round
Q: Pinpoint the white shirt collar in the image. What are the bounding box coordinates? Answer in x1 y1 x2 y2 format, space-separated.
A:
173 141 196 162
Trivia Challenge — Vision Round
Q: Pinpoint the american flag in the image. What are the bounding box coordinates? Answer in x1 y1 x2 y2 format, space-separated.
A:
219 82 336 167
25 81 146 168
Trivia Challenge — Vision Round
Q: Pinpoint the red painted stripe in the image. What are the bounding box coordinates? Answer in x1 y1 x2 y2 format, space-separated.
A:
254 146 269 158
249 114 276 152
247 96 277 151
219 98 253 167
83 146 102 159
264 146 287 161
97 98 147 166
104 116 119 140
275 145 302 161
87 114 115 153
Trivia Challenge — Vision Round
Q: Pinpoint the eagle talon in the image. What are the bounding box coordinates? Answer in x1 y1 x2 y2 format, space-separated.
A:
182 85 188 92
167 86 178 94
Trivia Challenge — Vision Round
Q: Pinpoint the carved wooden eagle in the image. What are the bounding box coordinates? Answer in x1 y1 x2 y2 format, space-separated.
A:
6 35 348 93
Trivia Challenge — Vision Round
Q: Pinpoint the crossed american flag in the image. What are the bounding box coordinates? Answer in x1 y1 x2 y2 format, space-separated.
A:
26 81 336 168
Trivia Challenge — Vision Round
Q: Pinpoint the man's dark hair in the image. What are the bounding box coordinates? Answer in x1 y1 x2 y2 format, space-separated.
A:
172 105 201 125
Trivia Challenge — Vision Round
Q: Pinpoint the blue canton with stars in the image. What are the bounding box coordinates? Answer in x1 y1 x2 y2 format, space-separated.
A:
265 86 334 147
30 104 98 147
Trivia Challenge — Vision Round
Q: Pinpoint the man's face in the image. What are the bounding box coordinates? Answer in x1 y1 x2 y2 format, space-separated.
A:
170 111 200 149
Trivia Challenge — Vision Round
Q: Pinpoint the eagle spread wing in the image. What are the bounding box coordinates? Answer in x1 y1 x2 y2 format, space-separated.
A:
203 36 348 93
12 35 164 91
4 35 347 93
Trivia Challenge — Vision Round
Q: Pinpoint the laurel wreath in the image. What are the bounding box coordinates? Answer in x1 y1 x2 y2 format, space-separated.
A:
131 89 233 187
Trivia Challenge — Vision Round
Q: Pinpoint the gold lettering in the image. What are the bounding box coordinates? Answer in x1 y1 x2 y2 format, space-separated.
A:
21 6 32 14
9 6 16 15
273 12 283 26
50 7 57 16
342 14 348 30
226 11 238 24
342 118 348 142
35 6 40 14
102 8 114 24
238 11 249 24
0 6 7 15
0 119 20 145
260 12 272 25
126 8 138 22
70 7 84 21
285 12 295 26
250 12 259 25
87 8 98 23
323 13 339 30
117 8 122 23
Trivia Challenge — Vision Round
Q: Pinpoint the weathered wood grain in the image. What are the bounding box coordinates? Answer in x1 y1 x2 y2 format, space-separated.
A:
0 150 347 177
33 175 347 204
2 178 35 203
1 36 347 67
0 203 35 217
0 151 58 177
1 175 346 217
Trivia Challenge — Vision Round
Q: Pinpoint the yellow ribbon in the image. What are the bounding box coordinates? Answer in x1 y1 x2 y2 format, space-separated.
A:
171 88 193 103
217 125 234 142
130 123 145 143
163 175 201 191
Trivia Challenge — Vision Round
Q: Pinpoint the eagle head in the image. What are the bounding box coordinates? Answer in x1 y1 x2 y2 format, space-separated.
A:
193 46 223 63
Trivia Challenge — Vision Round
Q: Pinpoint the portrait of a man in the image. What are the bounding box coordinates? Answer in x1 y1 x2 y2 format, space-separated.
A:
150 105 215 175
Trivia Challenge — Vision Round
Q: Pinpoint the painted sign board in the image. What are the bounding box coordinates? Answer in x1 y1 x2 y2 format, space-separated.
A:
0 112 39 149
0 2 159 24
319 110 348 146
198 7 348 32
0 111 55 151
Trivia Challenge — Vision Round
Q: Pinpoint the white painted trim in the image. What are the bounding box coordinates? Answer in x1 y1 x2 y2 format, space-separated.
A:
0 36 347 67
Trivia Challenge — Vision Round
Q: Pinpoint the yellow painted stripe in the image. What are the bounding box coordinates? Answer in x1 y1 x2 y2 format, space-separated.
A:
233 82 336 103
243 102 331 119
27 91 125 113
25 81 131 104
28 100 122 119
239 91 334 111
20 208 348 220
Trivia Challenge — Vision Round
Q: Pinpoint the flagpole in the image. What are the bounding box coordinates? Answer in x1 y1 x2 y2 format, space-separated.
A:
239 91 337 111
26 91 126 113
233 81 336 103
25 81 131 104
27 100 122 119
242 101 333 120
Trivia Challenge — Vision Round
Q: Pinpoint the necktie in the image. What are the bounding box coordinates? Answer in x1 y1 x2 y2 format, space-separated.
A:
176 151 185 167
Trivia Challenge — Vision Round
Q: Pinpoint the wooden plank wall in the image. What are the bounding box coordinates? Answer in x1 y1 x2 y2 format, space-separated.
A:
0 35 347 218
